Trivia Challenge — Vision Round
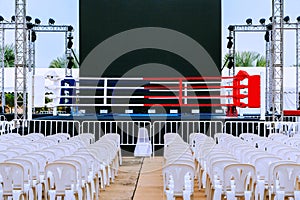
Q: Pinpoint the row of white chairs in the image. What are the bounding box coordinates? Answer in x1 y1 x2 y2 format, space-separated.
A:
0 132 121 200
209 133 300 200
163 133 195 200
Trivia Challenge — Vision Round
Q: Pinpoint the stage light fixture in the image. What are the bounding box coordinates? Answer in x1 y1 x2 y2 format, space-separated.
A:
67 36 73 49
48 18 55 25
283 16 290 23
266 23 273 30
227 57 234 69
246 18 252 25
0 16 4 22
297 16 300 22
26 23 34 29
67 25 74 32
227 36 233 49
259 18 266 25
264 31 270 42
26 16 32 22
269 17 272 22
34 18 41 24
67 57 74 69
228 25 235 31
11 16 15 22
31 31 37 42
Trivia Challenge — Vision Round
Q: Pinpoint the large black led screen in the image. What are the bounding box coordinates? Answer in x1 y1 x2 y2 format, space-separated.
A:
79 0 221 77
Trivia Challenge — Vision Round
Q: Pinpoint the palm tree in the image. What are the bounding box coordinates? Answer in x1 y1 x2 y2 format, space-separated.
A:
224 51 266 67
0 44 15 68
49 54 79 68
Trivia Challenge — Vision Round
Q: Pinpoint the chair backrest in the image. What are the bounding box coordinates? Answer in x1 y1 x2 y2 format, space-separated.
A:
45 162 78 195
0 162 24 194
137 128 150 143
254 156 281 180
272 163 300 194
223 164 256 194
163 163 194 195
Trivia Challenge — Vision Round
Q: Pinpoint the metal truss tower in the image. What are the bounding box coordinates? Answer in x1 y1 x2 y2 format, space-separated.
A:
271 0 284 118
0 25 4 113
296 23 300 108
14 0 27 124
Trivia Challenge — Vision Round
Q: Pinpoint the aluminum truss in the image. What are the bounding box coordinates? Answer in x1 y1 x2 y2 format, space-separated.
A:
271 0 284 118
14 0 27 124
228 20 300 115
0 21 73 117
0 25 4 113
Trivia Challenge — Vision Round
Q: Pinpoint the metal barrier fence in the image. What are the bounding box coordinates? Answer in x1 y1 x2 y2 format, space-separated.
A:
81 121 151 144
152 120 223 145
224 121 300 137
16 120 81 137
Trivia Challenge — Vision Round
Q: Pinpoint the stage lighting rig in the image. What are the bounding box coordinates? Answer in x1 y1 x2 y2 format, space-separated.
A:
48 18 55 25
26 16 32 22
246 18 252 25
31 31 37 42
228 25 235 32
283 16 290 23
34 18 41 24
266 23 273 31
67 25 74 32
26 23 34 29
264 31 270 42
259 18 266 25
67 57 74 69
227 57 234 69
227 36 233 49
67 36 73 49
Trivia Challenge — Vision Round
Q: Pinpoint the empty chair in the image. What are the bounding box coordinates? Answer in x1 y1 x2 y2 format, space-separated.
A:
0 162 28 200
134 128 152 157
45 162 80 200
223 164 256 200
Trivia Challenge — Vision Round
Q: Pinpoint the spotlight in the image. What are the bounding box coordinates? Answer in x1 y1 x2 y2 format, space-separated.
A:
269 17 273 22
31 31 37 42
34 18 41 24
11 15 15 22
48 18 55 25
259 18 266 25
227 36 233 49
283 16 290 23
246 18 252 25
266 23 273 30
227 57 234 69
67 36 73 49
228 25 235 31
0 16 4 22
264 31 270 42
26 16 32 22
26 23 34 29
67 57 74 69
297 16 300 22
67 25 74 32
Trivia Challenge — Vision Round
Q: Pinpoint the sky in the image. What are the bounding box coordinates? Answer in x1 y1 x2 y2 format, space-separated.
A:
1 0 300 68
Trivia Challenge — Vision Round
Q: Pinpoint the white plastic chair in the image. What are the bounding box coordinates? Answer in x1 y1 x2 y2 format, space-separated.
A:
134 128 152 157
45 162 80 200
0 162 28 200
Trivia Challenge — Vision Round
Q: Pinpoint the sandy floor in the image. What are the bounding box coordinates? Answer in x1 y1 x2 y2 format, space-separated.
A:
99 157 206 200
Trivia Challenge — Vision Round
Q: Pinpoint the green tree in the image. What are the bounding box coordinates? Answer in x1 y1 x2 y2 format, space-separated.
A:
224 51 266 67
5 93 14 108
49 54 79 68
0 44 15 68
